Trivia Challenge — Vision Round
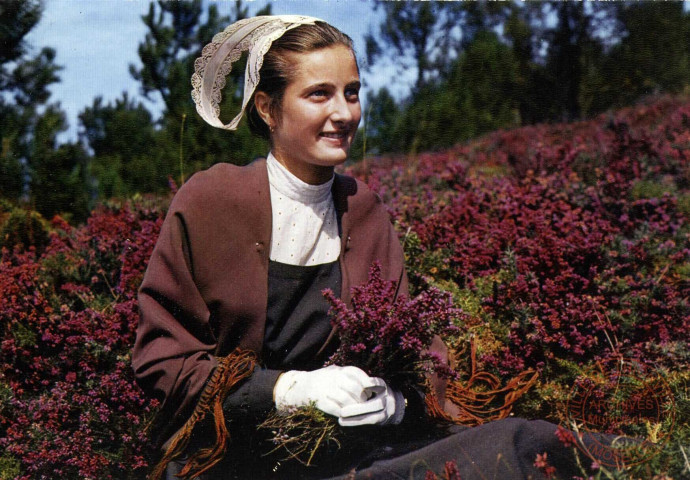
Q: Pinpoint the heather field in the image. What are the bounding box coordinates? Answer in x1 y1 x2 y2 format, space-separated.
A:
1 97 689 479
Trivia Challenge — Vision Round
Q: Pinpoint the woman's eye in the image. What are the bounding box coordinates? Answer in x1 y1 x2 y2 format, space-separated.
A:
346 89 360 100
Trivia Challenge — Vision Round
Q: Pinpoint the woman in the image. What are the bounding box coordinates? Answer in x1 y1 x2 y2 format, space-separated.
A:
133 15 603 480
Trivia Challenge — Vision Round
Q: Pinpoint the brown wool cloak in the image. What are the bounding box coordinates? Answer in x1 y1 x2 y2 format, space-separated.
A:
131 159 412 442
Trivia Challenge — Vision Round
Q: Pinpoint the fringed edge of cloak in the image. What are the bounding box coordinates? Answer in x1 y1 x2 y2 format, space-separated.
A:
426 340 538 426
149 349 257 480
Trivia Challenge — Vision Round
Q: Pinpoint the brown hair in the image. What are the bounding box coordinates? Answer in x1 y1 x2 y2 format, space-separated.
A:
247 21 356 139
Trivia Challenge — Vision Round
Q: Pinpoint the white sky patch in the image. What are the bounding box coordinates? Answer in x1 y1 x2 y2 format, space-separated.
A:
26 0 154 142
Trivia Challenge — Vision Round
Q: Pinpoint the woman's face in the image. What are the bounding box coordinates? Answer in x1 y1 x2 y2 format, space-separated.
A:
262 44 361 184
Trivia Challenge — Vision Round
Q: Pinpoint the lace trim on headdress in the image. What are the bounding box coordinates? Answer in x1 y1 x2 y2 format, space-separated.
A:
191 15 321 131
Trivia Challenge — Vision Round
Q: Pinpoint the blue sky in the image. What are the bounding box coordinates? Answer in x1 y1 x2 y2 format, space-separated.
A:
26 0 415 142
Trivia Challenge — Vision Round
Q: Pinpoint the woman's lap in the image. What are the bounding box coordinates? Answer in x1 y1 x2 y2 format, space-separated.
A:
329 418 590 479
166 418 602 480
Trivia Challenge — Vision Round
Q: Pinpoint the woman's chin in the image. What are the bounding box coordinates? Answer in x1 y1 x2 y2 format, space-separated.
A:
314 147 351 166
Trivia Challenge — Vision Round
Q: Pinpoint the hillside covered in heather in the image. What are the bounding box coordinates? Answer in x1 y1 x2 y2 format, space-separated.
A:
1 97 688 479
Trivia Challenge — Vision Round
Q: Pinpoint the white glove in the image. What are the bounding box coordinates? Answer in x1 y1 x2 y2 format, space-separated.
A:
273 365 379 418
338 378 405 427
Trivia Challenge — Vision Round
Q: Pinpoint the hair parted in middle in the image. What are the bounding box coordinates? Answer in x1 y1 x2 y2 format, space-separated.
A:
247 21 356 140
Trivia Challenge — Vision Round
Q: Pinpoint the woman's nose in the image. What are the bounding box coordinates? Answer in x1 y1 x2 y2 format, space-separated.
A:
330 94 357 123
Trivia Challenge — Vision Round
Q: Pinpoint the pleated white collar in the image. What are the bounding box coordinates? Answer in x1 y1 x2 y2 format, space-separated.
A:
266 152 340 266
266 152 334 205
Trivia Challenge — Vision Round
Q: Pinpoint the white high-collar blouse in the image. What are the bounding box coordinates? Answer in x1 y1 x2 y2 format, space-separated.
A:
266 153 341 266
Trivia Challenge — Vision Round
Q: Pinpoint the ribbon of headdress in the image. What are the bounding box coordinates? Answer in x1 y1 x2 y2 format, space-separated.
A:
191 15 322 130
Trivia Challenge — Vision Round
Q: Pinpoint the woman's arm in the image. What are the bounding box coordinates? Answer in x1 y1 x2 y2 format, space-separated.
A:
222 367 283 417
132 202 218 443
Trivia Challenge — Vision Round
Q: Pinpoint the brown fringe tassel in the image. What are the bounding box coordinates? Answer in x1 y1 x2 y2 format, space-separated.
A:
149 349 257 480
426 340 538 426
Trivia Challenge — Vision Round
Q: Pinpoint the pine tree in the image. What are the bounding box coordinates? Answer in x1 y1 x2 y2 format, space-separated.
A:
0 0 91 221
130 0 271 183
0 0 59 201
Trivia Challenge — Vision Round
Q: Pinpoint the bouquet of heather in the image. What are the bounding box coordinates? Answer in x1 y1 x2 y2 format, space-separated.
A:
323 261 459 386
260 261 460 466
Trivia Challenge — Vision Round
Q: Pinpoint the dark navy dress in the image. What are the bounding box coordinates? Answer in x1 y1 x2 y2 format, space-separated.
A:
166 260 607 480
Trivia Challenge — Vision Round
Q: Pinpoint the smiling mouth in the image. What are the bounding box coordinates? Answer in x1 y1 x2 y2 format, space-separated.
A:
320 131 349 140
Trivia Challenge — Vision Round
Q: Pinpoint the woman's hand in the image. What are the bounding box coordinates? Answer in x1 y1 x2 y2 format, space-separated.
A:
274 365 380 418
338 379 405 426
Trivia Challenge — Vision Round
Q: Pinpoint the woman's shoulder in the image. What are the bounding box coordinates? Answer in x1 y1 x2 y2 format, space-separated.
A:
171 160 268 212
186 160 265 189
333 172 393 231
333 172 385 209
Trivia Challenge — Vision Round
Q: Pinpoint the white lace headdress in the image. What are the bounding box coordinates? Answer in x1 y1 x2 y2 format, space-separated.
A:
191 15 322 130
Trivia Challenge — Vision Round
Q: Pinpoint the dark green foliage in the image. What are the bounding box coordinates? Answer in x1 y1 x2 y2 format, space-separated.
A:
5 0 690 213
365 2 447 91
364 1 690 155
73 0 275 200
504 2 620 122
544 2 590 121
31 142 92 222
0 198 14 214
454 32 520 133
129 0 270 179
362 2 534 152
0 130 24 201
0 208 49 253
597 2 690 110
391 32 521 154
0 0 60 204
79 94 163 196
0 0 92 222
352 88 400 159
131 1 220 114
0 454 21 480
10 45 61 108
365 2 514 91
28 105 92 222
0 1 41 64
